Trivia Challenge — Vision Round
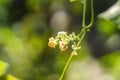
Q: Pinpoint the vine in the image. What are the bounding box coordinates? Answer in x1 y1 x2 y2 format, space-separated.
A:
48 0 94 80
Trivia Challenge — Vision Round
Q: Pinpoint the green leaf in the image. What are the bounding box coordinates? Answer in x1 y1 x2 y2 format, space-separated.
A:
0 60 8 77
7 74 20 80
97 19 117 36
70 0 76 2
100 51 120 79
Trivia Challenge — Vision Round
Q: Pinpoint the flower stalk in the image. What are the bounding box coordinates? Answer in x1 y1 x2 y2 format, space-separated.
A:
48 0 94 80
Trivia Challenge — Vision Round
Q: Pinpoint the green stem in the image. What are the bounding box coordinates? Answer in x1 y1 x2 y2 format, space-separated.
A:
78 28 84 38
59 52 74 80
58 29 86 80
82 0 94 29
58 0 94 80
77 28 86 47
82 0 87 27
86 0 94 29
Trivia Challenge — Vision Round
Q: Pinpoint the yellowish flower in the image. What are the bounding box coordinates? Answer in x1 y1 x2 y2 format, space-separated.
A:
48 31 80 53
59 41 68 51
60 46 68 52
48 37 57 48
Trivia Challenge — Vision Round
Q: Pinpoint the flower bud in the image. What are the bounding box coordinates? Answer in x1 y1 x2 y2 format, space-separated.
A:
71 44 81 50
72 51 78 55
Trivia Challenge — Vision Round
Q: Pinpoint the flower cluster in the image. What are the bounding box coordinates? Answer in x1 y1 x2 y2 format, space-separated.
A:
48 31 81 55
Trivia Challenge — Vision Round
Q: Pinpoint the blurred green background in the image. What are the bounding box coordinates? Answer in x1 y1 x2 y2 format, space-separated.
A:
0 0 120 80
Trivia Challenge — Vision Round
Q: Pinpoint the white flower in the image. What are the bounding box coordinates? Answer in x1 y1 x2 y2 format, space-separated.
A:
57 31 67 37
